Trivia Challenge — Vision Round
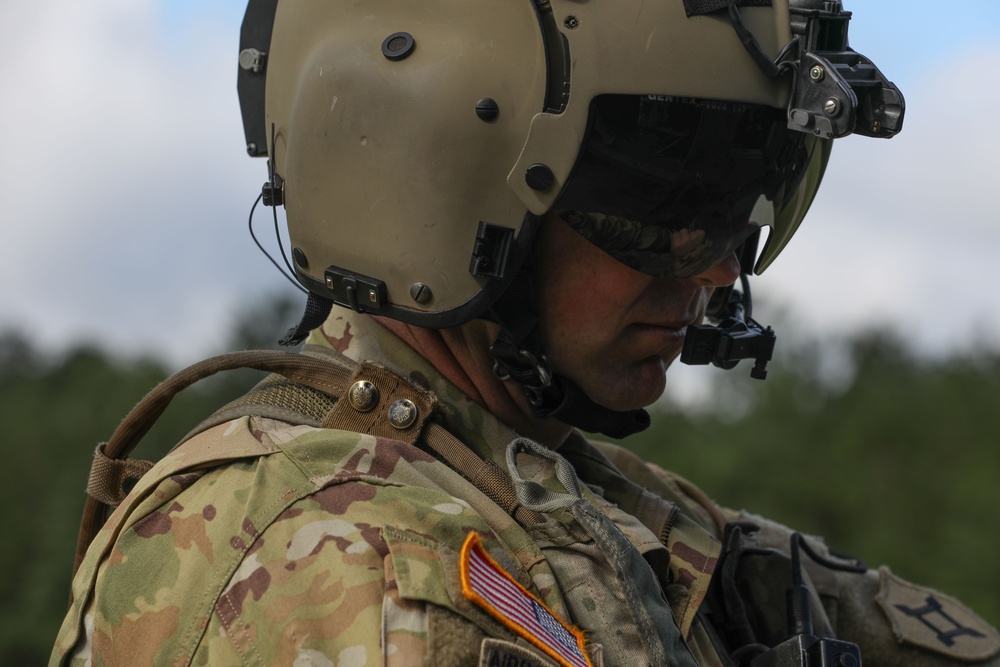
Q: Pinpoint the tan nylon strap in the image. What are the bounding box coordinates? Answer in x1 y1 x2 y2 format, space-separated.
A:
102 351 354 463
321 362 438 446
423 422 544 526
75 350 355 576
86 443 156 506
181 375 337 442
75 349 538 577
316 362 541 523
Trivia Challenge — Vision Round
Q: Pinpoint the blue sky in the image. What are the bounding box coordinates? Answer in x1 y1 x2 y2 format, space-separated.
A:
1 1 998 394
854 2 1000 82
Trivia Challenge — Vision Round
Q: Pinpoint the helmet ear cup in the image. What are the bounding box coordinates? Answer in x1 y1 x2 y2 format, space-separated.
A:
264 0 548 326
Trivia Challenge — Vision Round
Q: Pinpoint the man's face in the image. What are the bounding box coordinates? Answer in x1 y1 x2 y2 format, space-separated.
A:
536 213 740 412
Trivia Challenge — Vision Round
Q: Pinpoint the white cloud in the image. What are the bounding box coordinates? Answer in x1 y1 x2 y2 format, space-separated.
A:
752 45 1000 358
1 0 291 365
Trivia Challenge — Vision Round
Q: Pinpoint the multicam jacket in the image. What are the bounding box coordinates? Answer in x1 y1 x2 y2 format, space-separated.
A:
52 312 1000 667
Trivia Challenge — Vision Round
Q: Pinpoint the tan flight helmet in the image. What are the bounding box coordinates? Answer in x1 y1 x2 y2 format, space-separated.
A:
238 0 902 329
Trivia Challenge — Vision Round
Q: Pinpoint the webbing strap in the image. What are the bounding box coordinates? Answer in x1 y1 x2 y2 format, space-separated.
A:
184 375 336 438
424 423 544 526
103 351 355 464
321 362 438 445
86 443 155 506
74 350 355 575
74 349 541 577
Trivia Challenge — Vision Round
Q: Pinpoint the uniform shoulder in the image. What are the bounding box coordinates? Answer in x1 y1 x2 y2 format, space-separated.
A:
56 416 504 666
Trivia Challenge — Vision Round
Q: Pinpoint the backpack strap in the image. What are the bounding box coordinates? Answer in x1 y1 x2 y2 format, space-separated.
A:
75 350 355 575
75 348 542 579
185 372 337 436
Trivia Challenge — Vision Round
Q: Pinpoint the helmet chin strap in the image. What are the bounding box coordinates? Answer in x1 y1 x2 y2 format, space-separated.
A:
489 329 651 439
486 256 650 440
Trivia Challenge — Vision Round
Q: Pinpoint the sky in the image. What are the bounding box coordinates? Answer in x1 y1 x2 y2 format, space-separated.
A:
1 1 998 386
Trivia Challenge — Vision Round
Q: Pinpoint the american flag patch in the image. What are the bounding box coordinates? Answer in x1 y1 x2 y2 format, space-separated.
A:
460 532 592 667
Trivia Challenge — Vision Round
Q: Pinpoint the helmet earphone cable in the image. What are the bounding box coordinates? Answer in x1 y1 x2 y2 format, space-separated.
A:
247 192 308 294
266 123 300 282
246 121 307 294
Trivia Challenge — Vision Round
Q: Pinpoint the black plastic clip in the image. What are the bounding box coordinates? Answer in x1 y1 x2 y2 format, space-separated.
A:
262 174 284 207
323 266 387 314
682 319 776 380
681 314 776 380
469 222 514 280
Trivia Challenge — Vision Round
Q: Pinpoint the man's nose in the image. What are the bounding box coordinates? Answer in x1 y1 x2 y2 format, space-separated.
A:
690 252 741 287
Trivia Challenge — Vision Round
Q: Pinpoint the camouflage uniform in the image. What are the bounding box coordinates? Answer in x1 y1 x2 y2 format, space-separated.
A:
52 311 1000 667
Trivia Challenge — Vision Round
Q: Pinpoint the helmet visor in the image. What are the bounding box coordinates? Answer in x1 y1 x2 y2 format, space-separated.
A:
553 95 829 278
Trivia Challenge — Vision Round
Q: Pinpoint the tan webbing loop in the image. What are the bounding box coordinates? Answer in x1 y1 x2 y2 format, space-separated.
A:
321 362 438 445
87 443 155 506
181 375 337 442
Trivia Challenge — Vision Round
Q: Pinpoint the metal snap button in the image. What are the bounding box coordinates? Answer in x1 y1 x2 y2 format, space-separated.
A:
387 399 418 429
348 380 380 412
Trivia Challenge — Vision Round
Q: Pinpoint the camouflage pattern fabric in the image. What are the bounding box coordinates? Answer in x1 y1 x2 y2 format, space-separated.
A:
51 311 1000 666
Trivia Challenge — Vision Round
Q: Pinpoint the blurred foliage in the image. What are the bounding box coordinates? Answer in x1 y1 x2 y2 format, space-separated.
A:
3 299 999 664
0 294 300 666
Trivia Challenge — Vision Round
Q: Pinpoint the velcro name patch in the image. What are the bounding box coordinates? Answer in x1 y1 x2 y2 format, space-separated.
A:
460 532 593 667
876 567 1000 661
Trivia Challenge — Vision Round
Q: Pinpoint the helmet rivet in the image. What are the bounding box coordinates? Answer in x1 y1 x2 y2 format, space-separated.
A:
823 97 841 116
387 399 418 430
525 163 555 192
325 275 335 290
410 282 433 304
872 120 881 133
809 65 825 81
564 16 580 29
381 32 415 61
349 381 380 412
292 248 308 269
246 142 259 156
476 98 500 122
239 48 266 73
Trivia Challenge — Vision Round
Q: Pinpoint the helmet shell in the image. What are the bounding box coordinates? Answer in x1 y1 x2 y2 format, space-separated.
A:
265 0 801 326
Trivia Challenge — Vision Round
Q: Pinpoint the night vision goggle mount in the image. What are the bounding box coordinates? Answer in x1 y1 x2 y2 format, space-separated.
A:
784 0 904 140
681 0 904 379
708 0 905 140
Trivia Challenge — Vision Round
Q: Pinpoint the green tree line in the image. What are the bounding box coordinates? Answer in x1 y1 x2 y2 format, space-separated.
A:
3 299 998 664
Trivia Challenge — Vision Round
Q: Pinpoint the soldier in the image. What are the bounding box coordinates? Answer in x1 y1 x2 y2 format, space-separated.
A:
52 0 999 666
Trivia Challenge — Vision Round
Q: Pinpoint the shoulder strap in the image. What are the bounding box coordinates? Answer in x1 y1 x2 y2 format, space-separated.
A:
74 350 355 575
185 373 336 437
74 348 541 578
